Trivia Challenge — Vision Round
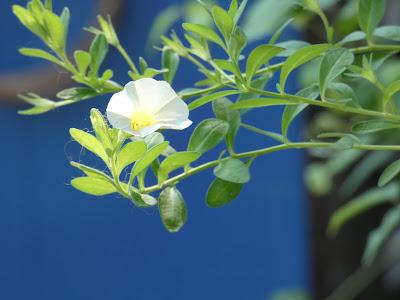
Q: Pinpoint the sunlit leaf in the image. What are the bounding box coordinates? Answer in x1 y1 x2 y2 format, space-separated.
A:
71 177 117 196
69 128 108 163
116 141 147 176
158 151 201 183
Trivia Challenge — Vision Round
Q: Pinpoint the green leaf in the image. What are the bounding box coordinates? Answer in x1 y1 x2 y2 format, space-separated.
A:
338 31 366 45
230 98 293 109
362 205 400 266
229 27 247 59
158 186 187 232
281 85 319 139
116 141 147 176
206 178 242 208
212 98 241 153
162 47 180 83
276 40 310 57
57 87 97 101
352 120 400 134
374 26 400 41
43 10 65 50
158 151 201 183
89 34 109 77
131 142 169 178
188 119 229 153
246 44 284 84
325 82 358 104
385 79 400 99
378 159 400 187
90 108 112 150
188 90 240 110
269 18 294 45
280 43 331 91
69 128 108 163
97 15 119 46
228 0 238 19
70 161 111 181
18 104 55 115
211 6 234 41
358 0 386 41
319 48 354 100
60 7 70 46
13 5 46 40
19 48 61 65
45 0 52 10
213 59 236 73
71 177 117 196
233 0 248 24
327 183 399 236
74 50 91 75
214 158 250 183
130 190 157 207
182 23 225 48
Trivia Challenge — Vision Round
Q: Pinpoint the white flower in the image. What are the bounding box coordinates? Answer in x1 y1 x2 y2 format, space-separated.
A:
106 78 192 137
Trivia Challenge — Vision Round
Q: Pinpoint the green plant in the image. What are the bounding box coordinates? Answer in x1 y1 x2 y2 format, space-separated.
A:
12 1 400 298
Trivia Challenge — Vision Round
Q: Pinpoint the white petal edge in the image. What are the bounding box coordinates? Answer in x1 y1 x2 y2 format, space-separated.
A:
160 120 192 130
106 89 135 119
155 97 190 122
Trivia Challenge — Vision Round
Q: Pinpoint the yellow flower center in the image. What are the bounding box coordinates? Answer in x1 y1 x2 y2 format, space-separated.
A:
131 111 156 130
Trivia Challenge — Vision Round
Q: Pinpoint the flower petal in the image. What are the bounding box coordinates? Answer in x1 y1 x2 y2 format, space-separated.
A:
160 119 192 130
106 88 136 119
134 78 178 113
155 97 190 123
134 123 162 138
106 111 135 134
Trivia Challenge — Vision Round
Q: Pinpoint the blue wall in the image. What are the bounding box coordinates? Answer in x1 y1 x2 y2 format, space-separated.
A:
0 1 309 299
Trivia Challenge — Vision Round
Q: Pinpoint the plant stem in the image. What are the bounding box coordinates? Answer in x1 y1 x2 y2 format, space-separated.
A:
141 141 400 194
250 88 400 122
352 45 400 54
318 11 334 44
116 44 140 74
240 123 285 143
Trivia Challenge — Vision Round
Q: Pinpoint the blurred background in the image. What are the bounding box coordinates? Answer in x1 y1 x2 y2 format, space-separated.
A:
0 1 308 299
1 0 400 299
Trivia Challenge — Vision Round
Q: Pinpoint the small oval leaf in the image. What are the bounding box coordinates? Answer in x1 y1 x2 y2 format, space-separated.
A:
214 158 250 183
188 119 229 153
206 178 242 208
